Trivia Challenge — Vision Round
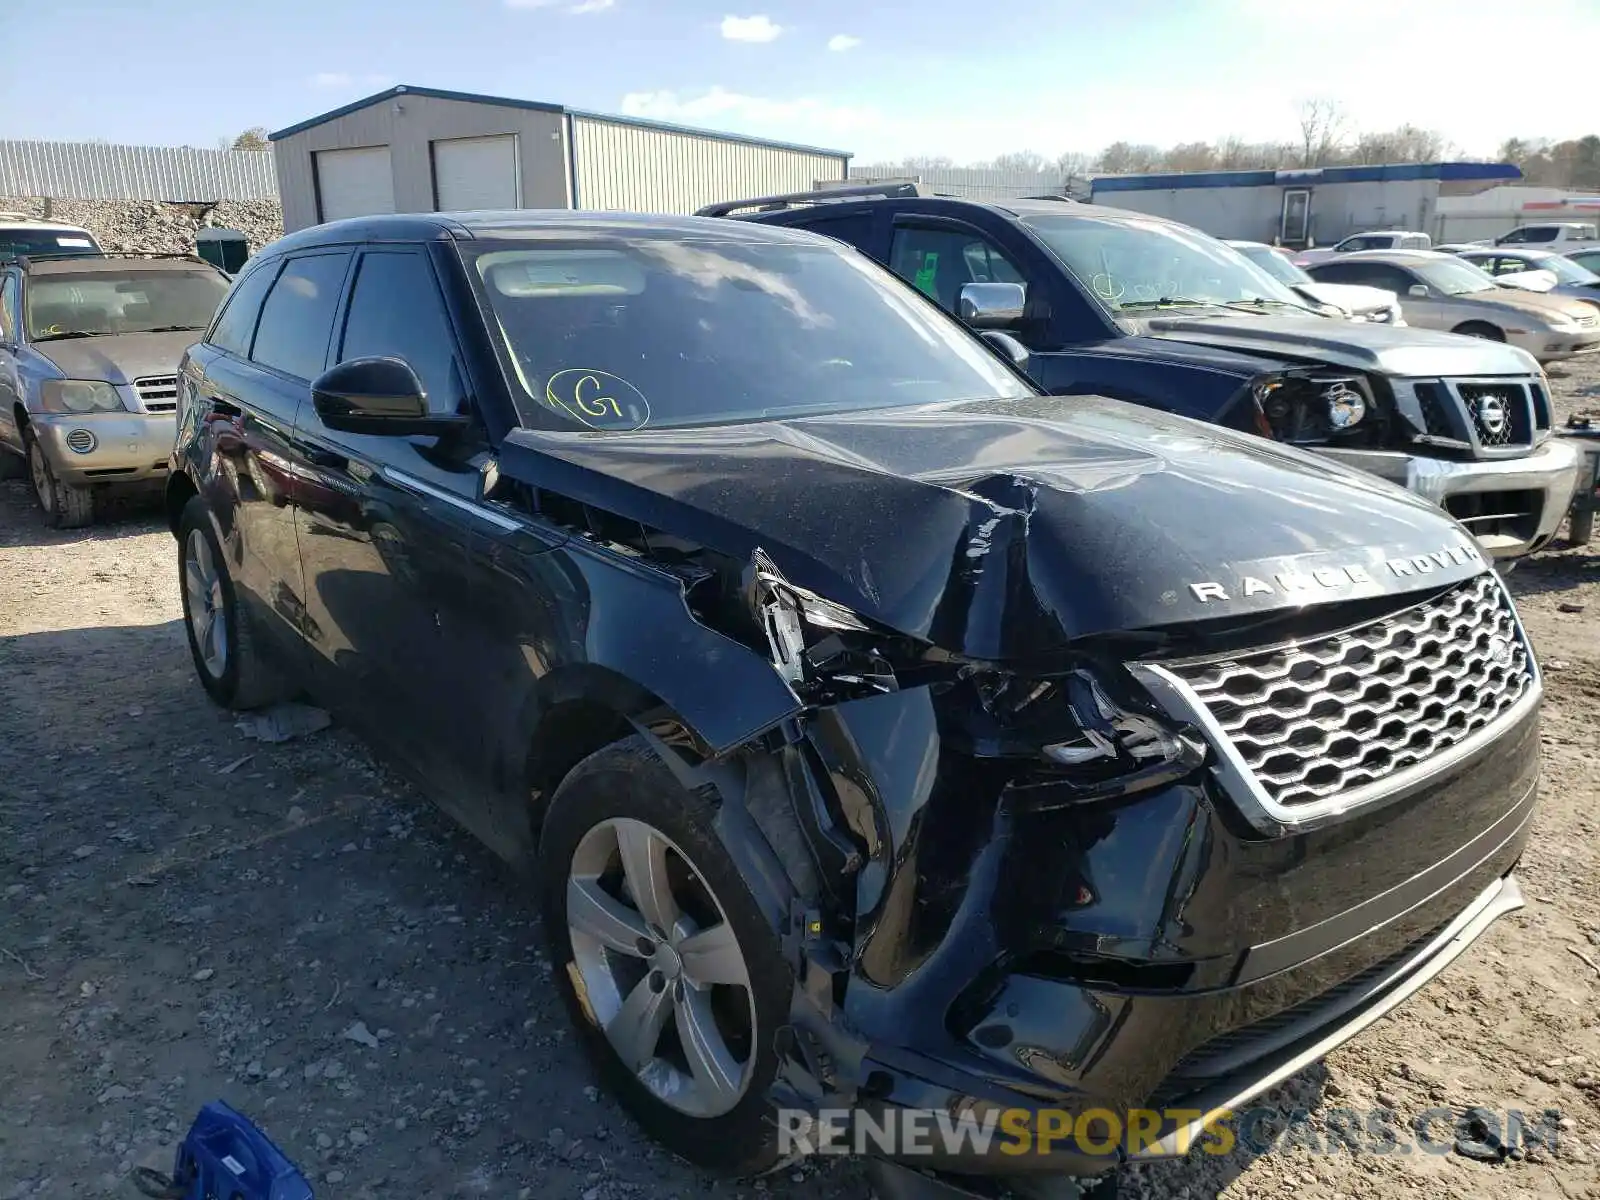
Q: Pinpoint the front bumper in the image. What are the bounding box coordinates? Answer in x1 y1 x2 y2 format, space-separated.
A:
30 412 175 485
1316 435 1584 558
1506 328 1600 363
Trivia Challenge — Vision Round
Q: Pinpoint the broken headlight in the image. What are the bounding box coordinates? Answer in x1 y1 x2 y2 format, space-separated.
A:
961 666 1207 810
1249 372 1370 444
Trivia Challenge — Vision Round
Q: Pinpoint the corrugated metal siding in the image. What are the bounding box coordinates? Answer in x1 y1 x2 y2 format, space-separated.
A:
0 140 277 201
573 116 847 213
850 164 1069 202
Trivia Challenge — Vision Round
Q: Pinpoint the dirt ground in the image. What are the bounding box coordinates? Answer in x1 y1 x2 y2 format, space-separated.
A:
2 364 1598 1200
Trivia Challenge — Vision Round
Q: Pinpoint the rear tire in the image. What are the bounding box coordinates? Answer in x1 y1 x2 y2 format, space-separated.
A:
1452 322 1505 342
177 495 290 710
1570 507 1595 546
26 431 94 528
539 736 793 1175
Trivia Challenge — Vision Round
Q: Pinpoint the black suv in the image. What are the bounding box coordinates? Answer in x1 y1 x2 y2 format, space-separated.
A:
168 211 1539 1192
706 185 1582 563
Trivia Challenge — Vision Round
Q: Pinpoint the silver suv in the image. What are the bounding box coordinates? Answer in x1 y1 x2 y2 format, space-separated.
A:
0 253 231 527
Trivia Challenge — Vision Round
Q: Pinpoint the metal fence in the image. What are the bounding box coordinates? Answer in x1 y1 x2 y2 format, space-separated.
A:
850 163 1071 202
0 140 278 202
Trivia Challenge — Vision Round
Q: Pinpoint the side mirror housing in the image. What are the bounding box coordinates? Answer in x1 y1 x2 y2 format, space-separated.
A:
1408 284 1430 298
958 281 1026 329
311 357 469 436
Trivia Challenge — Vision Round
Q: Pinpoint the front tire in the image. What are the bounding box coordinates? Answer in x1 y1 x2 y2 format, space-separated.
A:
539 737 793 1175
177 495 289 710
26 431 94 528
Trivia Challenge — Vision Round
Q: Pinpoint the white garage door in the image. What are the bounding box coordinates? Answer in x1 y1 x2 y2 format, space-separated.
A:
315 146 395 222
433 135 519 212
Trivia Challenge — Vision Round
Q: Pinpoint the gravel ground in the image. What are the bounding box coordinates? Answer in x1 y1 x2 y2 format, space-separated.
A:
1 362 1598 1200
0 197 284 257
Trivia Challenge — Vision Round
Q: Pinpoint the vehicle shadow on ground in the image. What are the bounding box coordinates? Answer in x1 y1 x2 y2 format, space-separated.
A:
1506 541 1600 601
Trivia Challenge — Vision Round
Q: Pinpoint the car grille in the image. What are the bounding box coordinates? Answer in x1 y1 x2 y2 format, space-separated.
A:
133 375 178 413
1574 312 1598 329
1405 377 1541 454
1160 574 1534 809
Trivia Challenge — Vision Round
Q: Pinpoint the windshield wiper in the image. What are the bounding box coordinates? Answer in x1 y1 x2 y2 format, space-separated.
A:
137 325 206 333
31 330 113 342
1119 296 1307 317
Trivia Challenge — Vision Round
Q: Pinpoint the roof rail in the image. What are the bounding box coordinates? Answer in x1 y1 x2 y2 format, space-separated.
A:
6 251 214 269
696 181 930 218
1017 194 1077 203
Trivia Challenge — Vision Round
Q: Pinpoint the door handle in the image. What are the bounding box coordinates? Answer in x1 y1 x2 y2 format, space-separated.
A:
305 448 348 469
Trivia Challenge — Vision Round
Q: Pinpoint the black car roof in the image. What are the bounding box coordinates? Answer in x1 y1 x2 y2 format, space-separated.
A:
23 255 220 276
267 210 833 258
727 193 1178 227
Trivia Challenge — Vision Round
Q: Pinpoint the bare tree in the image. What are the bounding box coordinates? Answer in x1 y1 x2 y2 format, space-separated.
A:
1055 151 1093 193
989 150 1048 173
1297 99 1347 167
230 127 270 152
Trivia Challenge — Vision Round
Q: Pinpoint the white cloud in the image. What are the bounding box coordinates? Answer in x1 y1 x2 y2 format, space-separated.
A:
827 34 861 52
309 72 390 89
720 14 783 42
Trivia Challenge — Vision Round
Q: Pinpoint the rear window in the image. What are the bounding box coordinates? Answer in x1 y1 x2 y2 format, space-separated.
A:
0 227 101 260
465 237 1031 431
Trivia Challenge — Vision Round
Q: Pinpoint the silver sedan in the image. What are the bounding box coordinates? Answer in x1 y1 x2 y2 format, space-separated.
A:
1305 250 1600 363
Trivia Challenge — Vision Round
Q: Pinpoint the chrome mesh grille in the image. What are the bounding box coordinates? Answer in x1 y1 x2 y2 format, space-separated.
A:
134 375 178 413
1164 574 1533 808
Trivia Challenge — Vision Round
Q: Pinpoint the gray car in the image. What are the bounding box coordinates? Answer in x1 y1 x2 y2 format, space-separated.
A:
0 254 231 527
1455 247 1600 308
1306 250 1600 364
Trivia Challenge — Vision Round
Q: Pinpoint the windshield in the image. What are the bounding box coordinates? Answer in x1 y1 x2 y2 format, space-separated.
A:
1233 243 1311 286
1021 215 1310 313
25 269 230 338
1413 258 1500 296
1535 255 1598 284
466 237 1033 430
0 228 101 260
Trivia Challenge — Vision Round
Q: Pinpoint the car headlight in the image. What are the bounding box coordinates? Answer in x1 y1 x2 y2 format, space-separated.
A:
1249 372 1369 442
39 380 125 414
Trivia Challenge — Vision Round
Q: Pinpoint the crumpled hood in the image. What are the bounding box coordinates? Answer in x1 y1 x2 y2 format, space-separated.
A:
31 330 197 386
500 394 1484 661
1136 312 1539 376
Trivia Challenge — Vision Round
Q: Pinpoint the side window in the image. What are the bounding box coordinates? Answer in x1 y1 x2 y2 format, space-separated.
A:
1523 227 1558 243
1402 236 1428 250
888 225 1027 312
1338 236 1376 252
337 250 466 416
208 261 279 357
1499 227 1529 244
0 273 17 343
1497 257 1528 275
250 252 351 381
788 213 876 254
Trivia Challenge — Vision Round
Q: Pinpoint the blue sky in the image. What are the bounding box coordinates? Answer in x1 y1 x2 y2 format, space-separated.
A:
4 0 1595 162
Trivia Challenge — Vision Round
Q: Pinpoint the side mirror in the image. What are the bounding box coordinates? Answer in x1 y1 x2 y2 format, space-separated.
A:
980 330 1030 369
311 357 469 436
958 281 1026 329
1408 284 1429 298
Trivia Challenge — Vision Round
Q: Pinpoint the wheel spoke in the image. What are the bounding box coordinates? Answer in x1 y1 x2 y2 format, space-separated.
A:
615 821 678 934
676 922 748 988
675 986 742 1107
199 612 218 664
567 876 653 955
606 976 672 1073
184 560 208 612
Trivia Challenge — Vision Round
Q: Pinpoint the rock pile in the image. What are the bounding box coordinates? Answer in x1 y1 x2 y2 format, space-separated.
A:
0 196 285 256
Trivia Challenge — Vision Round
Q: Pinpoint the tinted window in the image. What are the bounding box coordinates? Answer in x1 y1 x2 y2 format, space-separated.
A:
0 274 17 342
208 261 279 357
888 226 1027 310
467 238 1032 430
0 227 100 259
1524 227 1559 243
338 251 465 415
250 252 350 380
1498 228 1529 244
788 213 876 253
1310 262 1412 291
1337 236 1383 252
1569 249 1600 272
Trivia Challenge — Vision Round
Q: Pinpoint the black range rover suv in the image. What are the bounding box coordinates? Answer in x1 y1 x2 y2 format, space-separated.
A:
167 211 1541 1192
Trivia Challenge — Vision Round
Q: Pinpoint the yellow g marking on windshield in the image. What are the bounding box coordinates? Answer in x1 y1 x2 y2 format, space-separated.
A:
543 368 651 431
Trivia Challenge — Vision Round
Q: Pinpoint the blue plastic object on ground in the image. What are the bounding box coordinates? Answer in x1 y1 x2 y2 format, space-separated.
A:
131 1101 313 1200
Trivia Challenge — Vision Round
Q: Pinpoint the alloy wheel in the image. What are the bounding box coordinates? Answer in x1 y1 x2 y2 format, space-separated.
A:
28 440 54 515
183 529 229 679
566 817 756 1118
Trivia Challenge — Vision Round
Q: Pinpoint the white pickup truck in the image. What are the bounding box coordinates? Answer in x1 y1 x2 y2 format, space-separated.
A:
1495 221 1597 247
1295 230 1432 266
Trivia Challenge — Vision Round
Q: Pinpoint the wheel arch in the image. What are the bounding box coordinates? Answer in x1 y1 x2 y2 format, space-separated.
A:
165 469 199 537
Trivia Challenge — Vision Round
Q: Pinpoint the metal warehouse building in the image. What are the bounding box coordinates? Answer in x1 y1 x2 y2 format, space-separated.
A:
1088 162 1522 249
269 84 851 233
